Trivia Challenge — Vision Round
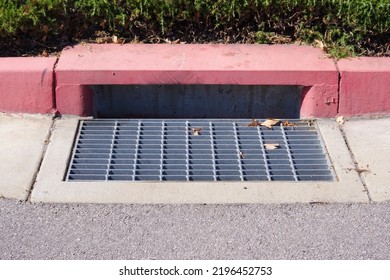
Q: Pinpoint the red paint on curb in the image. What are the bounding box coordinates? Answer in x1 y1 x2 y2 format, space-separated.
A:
2 46 388 118
56 44 338 117
301 84 339 118
338 57 390 116
0 57 57 114
56 85 93 116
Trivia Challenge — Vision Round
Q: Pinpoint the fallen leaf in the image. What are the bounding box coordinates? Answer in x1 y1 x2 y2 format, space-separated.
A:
261 118 280 129
356 168 370 174
247 119 261 127
23 5 30 15
191 127 202 136
314 39 328 51
264 143 280 150
282 121 297 127
96 37 107 44
346 167 371 174
111 35 125 44
336 116 345 125
42 25 49 34
239 151 245 159
42 50 49 57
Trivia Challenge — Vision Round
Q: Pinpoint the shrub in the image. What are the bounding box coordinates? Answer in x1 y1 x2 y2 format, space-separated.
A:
0 0 389 57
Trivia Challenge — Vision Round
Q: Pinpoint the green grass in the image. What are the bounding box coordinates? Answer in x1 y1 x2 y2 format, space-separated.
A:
0 0 389 57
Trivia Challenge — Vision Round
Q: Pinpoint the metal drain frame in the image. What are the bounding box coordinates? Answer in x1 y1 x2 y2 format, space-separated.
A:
65 119 335 182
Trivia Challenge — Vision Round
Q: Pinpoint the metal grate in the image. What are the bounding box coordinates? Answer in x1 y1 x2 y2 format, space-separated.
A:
66 119 334 182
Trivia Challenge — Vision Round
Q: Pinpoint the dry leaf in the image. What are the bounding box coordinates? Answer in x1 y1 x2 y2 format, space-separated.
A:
239 151 245 159
314 39 328 51
282 121 297 127
264 143 280 150
23 5 30 15
112 35 125 44
356 167 370 174
261 118 280 129
42 25 49 34
247 119 260 127
96 37 106 44
42 50 49 57
336 116 345 125
191 127 202 136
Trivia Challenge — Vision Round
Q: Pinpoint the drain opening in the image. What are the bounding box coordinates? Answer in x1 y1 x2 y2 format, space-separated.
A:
92 85 301 119
66 119 334 182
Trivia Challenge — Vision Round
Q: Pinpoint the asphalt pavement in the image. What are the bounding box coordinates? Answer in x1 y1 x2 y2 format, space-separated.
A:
1 199 390 259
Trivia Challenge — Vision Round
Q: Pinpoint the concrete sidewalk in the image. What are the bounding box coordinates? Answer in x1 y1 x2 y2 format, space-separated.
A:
0 113 52 200
0 113 389 204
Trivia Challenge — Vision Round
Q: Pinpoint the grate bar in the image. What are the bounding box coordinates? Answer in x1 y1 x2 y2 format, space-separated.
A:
280 123 299 181
159 121 165 181
257 126 272 181
232 122 244 181
132 121 141 181
209 122 217 181
105 120 118 181
67 119 334 182
185 121 190 181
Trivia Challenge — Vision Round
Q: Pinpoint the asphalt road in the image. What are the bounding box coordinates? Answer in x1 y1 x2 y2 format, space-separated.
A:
1 198 389 260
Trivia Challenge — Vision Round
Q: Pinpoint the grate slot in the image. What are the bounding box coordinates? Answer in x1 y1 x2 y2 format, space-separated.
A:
66 119 334 182
232 122 244 181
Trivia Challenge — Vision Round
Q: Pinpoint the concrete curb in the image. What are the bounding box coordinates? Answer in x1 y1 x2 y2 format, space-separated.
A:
0 57 57 114
338 57 390 116
0 45 389 117
56 44 339 118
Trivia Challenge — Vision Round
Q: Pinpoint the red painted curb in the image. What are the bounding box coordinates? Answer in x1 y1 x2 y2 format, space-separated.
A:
338 57 390 116
1 45 389 117
0 57 57 114
56 44 339 117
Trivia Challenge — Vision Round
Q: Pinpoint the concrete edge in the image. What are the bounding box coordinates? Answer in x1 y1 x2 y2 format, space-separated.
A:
30 118 369 204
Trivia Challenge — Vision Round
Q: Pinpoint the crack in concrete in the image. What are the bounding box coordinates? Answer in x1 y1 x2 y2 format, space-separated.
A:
333 58 342 114
26 117 58 202
337 122 373 203
52 57 60 113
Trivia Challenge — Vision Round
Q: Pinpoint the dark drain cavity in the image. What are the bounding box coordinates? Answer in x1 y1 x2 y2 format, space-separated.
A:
66 119 334 182
92 85 301 119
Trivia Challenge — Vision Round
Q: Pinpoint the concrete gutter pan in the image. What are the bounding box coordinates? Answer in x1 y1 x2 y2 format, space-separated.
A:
31 117 368 204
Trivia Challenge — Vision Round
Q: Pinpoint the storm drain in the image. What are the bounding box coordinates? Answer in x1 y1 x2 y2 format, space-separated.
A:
66 119 334 182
